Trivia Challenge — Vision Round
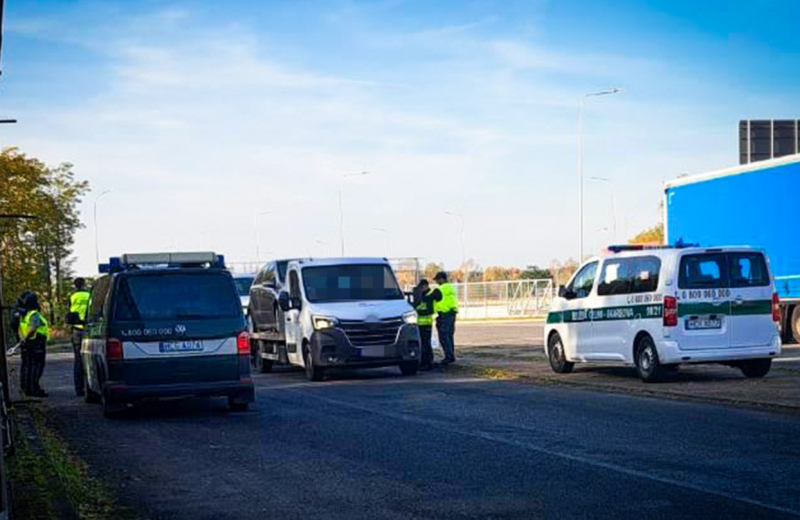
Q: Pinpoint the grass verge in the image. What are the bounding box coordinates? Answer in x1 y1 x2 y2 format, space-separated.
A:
9 402 139 520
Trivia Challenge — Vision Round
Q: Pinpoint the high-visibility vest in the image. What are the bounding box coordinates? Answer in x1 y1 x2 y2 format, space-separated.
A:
19 310 50 340
70 290 91 329
416 289 435 326
434 283 459 315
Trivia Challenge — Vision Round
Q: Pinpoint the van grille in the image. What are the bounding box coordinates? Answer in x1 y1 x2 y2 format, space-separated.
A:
339 318 403 347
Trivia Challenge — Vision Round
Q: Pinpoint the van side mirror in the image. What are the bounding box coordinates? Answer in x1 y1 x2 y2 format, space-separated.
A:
278 292 292 312
558 286 575 300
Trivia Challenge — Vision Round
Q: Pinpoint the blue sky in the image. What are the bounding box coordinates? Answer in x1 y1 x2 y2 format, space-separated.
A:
3 0 800 275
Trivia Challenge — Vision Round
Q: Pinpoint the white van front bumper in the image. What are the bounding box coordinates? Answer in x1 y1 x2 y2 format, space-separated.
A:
657 335 782 365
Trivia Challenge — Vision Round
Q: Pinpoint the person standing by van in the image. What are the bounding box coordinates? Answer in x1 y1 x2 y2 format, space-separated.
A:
413 279 436 371
18 292 50 397
69 278 90 396
433 271 458 365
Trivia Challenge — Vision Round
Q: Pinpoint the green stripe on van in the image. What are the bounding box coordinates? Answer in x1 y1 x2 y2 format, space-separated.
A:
547 304 663 324
678 300 772 317
548 299 772 324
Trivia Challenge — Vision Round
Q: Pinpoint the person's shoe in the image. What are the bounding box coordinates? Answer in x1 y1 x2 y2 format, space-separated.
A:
440 358 455 366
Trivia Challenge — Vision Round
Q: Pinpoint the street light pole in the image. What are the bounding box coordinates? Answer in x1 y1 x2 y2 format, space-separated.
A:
338 171 369 256
590 176 617 243
578 88 623 260
93 190 111 267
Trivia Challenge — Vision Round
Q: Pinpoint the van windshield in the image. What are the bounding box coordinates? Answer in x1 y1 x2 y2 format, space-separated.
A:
233 276 254 296
301 264 404 303
115 273 242 321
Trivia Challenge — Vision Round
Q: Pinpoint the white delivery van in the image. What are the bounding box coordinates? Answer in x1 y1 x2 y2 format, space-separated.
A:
544 245 781 382
277 258 421 381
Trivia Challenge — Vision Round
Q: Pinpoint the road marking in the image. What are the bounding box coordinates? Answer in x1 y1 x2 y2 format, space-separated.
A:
774 356 800 363
282 388 800 517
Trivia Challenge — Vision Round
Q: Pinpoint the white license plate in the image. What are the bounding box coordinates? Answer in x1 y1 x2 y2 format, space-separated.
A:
359 346 386 358
159 340 204 353
686 318 722 330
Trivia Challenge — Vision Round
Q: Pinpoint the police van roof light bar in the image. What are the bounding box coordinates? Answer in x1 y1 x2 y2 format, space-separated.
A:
607 240 699 254
98 252 225 273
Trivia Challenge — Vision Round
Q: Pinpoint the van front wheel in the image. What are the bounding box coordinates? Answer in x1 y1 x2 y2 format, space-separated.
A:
635 335 664 383
303 344 325 382
548 333 574 374
739 358 772 379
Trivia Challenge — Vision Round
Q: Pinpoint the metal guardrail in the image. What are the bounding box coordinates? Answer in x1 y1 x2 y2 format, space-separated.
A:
451 279 554 319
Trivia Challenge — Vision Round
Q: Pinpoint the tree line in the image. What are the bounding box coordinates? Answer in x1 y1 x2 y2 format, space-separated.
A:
0 148 89 333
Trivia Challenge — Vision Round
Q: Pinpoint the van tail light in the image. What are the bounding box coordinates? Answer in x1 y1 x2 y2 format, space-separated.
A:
237 332 250 355
772 292 781 323
106 338 123 360
663 296 678 327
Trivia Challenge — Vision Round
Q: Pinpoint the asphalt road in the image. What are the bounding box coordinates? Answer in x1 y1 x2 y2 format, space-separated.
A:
39 356 800 520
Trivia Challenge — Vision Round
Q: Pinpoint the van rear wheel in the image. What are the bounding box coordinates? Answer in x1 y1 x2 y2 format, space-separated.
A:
548 333 574 374
228 396 249 411
740 358 772 378
635 335 664 383
101 391 126 419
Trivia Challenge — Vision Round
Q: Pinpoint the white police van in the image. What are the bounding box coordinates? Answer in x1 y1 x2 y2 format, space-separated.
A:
545 245 782 382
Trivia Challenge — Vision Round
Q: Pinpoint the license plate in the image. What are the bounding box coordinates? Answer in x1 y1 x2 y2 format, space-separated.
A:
158 340 204 353
359 346 386 358
686 318 722 330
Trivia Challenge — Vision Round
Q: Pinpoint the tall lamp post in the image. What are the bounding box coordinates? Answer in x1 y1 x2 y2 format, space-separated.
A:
578 88 623 260
93 189 111 267
589 176 617 244
338 171 369 256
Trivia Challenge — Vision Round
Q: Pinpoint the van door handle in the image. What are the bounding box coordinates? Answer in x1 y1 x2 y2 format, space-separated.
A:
734 296 744 306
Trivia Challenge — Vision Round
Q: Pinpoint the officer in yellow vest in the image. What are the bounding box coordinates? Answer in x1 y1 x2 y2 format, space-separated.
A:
18 292 50 397
432 272 459 365
413 279 436 371
69 278 91 396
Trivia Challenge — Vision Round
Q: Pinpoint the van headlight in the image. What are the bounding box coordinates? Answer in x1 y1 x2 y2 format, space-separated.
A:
312 316 339 330
403 311 418 325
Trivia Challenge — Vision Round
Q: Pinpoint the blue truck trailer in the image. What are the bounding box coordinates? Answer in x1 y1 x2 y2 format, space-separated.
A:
665 154 800 342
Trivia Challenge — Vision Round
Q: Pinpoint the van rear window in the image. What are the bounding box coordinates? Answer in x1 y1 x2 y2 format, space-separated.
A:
678 254 727 289
728 252 770 288
114 273 242 321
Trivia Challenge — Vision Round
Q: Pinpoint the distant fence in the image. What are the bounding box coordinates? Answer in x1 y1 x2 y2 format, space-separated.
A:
451 279 554 319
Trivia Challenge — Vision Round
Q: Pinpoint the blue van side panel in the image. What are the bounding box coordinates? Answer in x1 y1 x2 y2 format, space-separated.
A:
666 160 800 298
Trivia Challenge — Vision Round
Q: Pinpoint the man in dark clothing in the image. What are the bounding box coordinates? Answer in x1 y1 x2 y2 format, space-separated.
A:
18 292 49 397
412 279 435 370
432 272 459 365
68 278 91 396
11 291 32 393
